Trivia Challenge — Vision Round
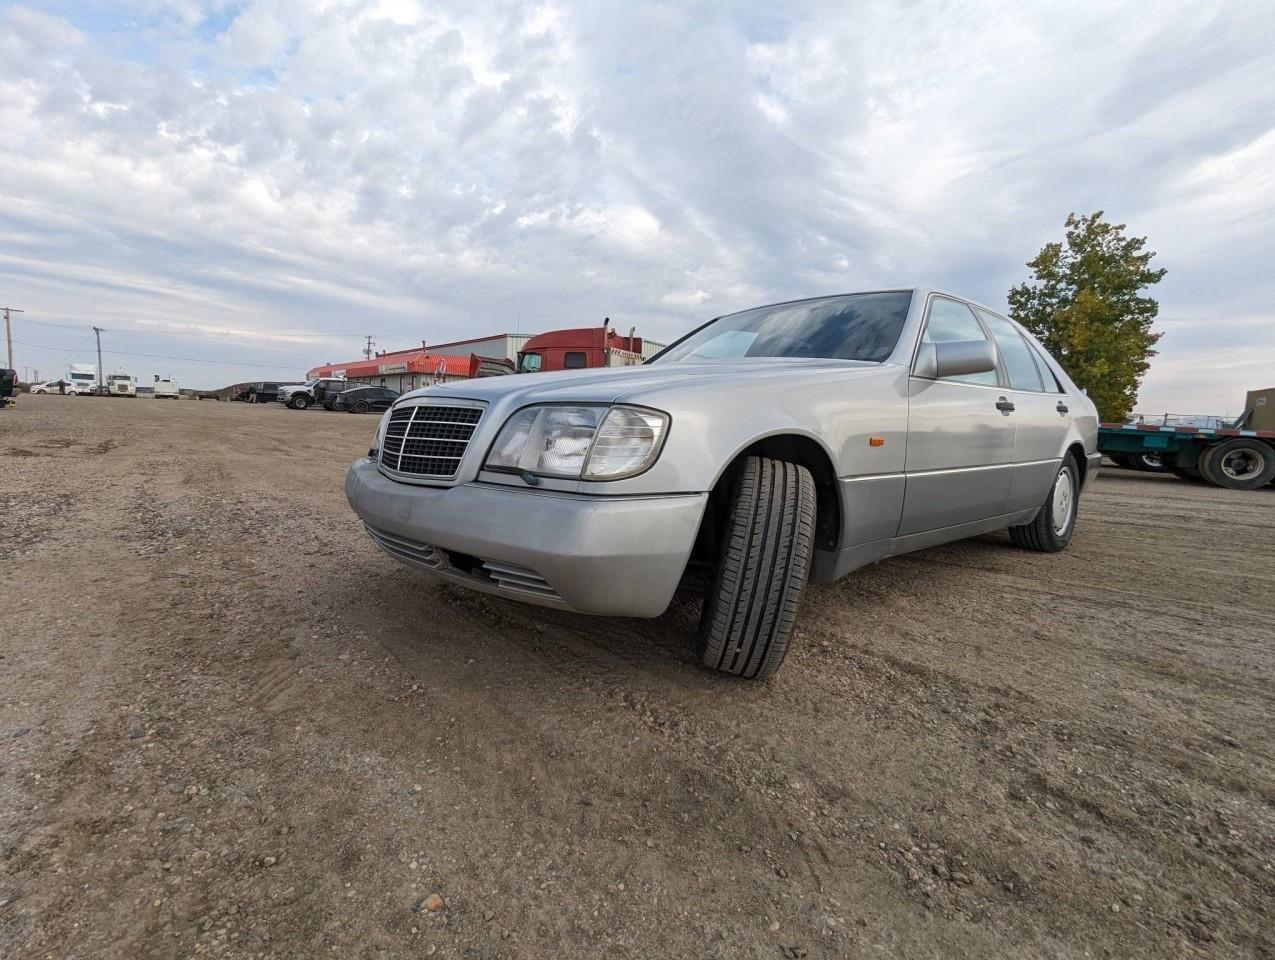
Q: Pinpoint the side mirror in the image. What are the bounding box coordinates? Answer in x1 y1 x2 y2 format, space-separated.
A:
915 339 998 379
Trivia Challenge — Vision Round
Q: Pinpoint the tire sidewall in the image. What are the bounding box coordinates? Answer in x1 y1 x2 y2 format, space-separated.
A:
1200 439 1275 489
1044 458 1079 549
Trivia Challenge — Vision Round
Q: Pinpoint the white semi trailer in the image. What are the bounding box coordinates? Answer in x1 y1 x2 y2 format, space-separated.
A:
68 363 97 395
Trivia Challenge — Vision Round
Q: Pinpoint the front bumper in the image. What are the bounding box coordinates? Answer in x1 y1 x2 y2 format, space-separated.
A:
345 457 707 617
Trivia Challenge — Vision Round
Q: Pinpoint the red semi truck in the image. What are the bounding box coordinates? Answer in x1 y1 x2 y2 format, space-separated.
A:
516 320 662 373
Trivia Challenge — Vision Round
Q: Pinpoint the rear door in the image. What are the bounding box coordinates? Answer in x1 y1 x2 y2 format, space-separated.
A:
974 308 1070 512
899 296 1016 536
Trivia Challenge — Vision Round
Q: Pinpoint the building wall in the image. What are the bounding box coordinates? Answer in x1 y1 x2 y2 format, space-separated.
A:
430 334 531 362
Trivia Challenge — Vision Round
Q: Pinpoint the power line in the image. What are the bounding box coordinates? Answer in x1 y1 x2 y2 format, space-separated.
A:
16 315 368 340
30 332 97 373
11 339 303 370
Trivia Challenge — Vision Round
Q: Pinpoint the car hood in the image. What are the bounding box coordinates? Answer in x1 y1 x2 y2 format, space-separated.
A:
396 358 890 408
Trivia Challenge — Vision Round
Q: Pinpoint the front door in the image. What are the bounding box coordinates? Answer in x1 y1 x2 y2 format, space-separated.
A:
899 296 1016 536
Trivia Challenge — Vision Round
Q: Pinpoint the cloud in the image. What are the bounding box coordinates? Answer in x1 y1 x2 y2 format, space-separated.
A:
0 0 1271 410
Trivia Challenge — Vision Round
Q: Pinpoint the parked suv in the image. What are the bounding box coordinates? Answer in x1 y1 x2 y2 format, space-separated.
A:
331 386 398 413
346 288 1099 679
279 377 348 410
238 382 282 403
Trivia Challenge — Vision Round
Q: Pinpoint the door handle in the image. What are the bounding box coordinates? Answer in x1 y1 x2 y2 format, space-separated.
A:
995 397 1015 414
1056 401 1069 415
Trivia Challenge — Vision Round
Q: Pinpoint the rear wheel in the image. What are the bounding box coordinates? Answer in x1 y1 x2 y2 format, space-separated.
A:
1199 439 1275 490
697 456 815 681
352 400 370 414
1009 454 1079 552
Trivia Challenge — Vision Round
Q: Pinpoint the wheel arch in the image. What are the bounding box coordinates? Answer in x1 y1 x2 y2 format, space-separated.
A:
1066 440 1088 486
706 431 841 552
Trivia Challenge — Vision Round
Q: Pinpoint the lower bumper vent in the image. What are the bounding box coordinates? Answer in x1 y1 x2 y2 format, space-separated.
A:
363 524 562 603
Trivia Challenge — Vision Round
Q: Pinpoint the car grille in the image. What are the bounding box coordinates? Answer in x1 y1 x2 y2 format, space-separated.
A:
379 404 484 479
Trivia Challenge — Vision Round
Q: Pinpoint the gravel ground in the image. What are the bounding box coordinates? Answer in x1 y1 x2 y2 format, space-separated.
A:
2 395 1272 960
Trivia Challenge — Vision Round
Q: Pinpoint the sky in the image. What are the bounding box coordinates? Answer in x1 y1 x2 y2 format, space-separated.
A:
1 0 1271 411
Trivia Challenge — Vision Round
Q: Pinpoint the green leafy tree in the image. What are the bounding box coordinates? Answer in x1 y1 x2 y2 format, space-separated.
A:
1008 212 1165 422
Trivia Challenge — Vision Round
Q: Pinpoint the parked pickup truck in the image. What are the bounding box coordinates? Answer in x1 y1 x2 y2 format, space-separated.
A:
347 288 1099 679
279 377 348 410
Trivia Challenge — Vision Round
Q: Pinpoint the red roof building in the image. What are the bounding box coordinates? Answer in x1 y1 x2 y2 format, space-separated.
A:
308 333 530 393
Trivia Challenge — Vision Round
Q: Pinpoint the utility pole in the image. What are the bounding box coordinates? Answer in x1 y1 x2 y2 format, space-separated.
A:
93 326 105 394
3 305 23 371
363 335 376 360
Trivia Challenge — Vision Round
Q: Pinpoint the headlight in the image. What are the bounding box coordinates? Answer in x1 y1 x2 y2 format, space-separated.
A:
485 404 669 480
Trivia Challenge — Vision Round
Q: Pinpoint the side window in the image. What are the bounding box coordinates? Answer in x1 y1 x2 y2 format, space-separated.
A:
975 309 1043 392
564 352 588 369
921 297 999 386
1028 343 1065 392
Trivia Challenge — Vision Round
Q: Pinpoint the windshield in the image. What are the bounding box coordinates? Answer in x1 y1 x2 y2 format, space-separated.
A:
653 291 912 364
518 352 543 373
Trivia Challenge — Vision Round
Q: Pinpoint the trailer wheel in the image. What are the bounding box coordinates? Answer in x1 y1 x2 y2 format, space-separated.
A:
697 456 815 680
1198 439 1275 490
1009 454 1079 552
1132 451 1169 473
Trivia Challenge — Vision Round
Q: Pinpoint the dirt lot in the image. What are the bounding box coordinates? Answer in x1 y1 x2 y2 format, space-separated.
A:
2 395 1272 960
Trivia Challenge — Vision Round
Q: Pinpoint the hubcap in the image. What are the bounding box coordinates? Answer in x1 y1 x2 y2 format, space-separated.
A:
1052 468 1074 536
1220 449 1264 481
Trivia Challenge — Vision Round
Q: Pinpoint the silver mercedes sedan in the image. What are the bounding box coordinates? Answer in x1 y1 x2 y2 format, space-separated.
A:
347 288 1099 679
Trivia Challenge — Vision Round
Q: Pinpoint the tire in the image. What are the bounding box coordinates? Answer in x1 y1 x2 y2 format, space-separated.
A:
1009 454 1080 552
291 395 310 410
697 456 815 680
1198 439 1275 490
352 400 370 414
1131 451 1169 472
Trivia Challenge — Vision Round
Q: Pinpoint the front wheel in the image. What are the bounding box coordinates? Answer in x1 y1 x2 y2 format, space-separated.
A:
697 456 815 680
291 395 310 410
1009 455 1079 552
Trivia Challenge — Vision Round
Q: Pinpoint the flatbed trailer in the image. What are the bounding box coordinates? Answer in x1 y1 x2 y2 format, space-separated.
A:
1099 421 1275 490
